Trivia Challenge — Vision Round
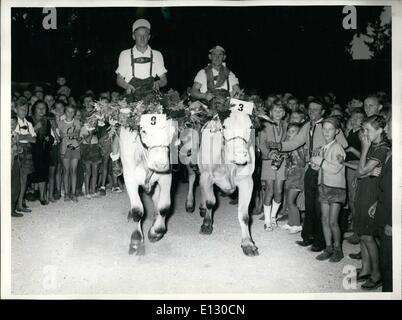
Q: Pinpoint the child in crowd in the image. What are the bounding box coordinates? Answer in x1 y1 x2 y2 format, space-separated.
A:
282 123 306 234
14 101 36 214
343 108 365 243
289 109 306 124
51 100 66 200
80 124 102 199
310 117 346 262
11 113 23 217
354 115 390 289
98 116 123 194
74 109 85 197
57 105 81 202
276 109 306 221
259 99 287 231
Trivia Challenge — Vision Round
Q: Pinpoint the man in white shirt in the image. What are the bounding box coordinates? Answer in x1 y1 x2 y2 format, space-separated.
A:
115 18 168 101
190 45 240 105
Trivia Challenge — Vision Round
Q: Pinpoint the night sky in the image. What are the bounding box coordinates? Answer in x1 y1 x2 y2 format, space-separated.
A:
11 6 391 103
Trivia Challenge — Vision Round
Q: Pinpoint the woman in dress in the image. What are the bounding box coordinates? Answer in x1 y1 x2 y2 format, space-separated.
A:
28 101 54 205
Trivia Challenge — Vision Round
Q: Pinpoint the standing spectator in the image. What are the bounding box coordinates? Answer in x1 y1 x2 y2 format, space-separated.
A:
23 89 32 101
14 101 36 214
58 105 81 202
354 115 389 290
310 117 346 262
51 100 66 200
286 96 299 113
47 112 61 202
28 101 54 205
282 123 306 234
270 99 348 252
75 109 85 197
80 124 102 198
343 109 365 246
11 113 23 217
259 100 287 231
364 94 383 117
44 94 55 110
371 115 392 292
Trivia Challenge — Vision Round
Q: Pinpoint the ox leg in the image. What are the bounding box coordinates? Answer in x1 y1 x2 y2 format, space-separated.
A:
199 172 215 235
238 178 259 256
148 174 171 243
121 162 145 256
185 165 196 213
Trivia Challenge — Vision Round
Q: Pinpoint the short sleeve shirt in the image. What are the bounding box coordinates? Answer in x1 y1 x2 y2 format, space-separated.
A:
14 117 36 143
194 68 239 93
115 46 167 82
367 141 389 168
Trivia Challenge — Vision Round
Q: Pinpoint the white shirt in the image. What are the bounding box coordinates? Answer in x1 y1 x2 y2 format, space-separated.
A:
14 118 36 143
194 67 239 93
115 45 167 82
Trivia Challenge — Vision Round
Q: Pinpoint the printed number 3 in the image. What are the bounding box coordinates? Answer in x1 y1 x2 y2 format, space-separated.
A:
238 104 244 111
151 116 156 125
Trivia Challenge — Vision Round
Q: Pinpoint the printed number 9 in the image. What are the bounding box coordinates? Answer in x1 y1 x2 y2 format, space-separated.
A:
238 104 244 112
151 116 156 125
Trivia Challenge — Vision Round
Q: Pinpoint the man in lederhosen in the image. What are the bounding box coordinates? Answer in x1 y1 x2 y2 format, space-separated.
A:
116 18 168 101
190 45 240 106
110 19 168 175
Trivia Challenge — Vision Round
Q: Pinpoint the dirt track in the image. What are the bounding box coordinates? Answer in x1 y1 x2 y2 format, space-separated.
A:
11 178 374 296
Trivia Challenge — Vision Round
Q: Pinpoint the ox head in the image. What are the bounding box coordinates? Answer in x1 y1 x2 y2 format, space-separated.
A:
221 111 253 165
139 115 179 173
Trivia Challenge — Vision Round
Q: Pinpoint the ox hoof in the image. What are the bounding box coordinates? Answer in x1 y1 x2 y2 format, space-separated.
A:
200 224 213 235
185 201 195 213
128 243 145 256
199 207 206 217
241 245 259 257
148 229 165 243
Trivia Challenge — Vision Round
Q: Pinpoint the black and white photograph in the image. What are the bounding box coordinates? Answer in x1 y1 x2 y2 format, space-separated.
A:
1 0 401 300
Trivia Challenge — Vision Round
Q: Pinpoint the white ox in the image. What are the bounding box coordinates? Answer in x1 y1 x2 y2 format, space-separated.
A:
197 111 259 256
119 116 178 255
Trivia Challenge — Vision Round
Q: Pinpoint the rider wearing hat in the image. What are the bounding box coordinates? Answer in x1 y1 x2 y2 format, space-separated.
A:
116 19 168 100
190 45 240 105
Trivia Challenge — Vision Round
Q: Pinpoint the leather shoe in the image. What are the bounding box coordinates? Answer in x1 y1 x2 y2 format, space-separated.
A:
12 211 23 217
361 278 382 290
357 273 371 282
310 244 325 252
349 252 362 260
295 239 313 247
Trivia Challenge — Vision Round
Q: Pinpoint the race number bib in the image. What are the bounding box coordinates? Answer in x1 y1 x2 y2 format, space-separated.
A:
140 114 167 128
230 98 254 115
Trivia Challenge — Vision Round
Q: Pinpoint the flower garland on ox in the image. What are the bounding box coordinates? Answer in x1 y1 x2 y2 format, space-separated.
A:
83 89 210 138
83 89 271 139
